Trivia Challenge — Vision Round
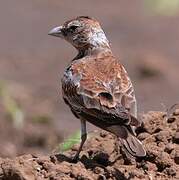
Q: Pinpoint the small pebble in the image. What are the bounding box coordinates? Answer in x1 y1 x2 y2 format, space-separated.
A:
164 167 176 176
137 132 150 141
94 167 104 174
173 132 179 144
167 117 176 123
173 109 179 116
164 143 174 154
174 151 179 164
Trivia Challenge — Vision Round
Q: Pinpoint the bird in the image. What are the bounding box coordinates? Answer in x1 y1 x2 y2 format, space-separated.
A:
49 16 146 161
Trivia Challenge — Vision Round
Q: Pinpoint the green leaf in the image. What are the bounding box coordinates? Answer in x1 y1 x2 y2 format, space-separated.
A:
0 81 25 129
59 131 81 152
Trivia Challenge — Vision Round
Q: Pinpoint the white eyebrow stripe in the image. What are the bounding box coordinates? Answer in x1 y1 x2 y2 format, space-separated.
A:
67 21 81 28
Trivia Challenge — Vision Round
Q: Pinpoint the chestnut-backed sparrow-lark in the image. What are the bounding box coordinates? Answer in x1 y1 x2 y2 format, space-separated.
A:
49 16 146 161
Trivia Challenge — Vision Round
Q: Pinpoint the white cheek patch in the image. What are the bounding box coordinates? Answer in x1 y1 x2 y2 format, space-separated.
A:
89 28 109 47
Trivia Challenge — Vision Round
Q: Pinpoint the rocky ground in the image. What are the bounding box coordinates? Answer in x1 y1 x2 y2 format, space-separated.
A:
0 110 178 180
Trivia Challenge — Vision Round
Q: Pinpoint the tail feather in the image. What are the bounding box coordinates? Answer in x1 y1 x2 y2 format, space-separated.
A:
120 134 146 157
107 125 146 157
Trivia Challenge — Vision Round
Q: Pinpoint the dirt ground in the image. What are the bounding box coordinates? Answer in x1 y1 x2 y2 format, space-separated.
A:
0 110 179 180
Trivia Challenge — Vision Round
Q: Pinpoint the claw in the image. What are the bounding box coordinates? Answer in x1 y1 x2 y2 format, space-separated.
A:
71 155 79 163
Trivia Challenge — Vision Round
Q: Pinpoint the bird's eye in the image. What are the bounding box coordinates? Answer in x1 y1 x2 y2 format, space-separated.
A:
69 25 78 32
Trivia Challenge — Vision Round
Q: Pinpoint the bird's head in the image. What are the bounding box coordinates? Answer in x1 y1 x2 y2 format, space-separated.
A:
48 16 110 52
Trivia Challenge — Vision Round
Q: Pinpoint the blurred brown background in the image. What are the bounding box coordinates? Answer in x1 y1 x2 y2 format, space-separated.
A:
0 0 178 157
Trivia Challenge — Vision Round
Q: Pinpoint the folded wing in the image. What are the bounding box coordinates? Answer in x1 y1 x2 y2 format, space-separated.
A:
62 54 146 157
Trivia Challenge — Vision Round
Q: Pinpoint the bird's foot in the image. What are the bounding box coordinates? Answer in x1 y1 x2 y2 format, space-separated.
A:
71 154 79 163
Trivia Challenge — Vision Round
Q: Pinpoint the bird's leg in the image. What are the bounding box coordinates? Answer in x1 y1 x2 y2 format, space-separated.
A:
130 99 137 118
72 118 87 162
129 99 138 135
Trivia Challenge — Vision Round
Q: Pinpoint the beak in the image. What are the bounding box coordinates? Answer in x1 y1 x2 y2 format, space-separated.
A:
48 26 63 38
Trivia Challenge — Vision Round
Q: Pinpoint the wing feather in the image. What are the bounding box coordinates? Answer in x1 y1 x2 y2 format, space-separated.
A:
62 54 140 127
